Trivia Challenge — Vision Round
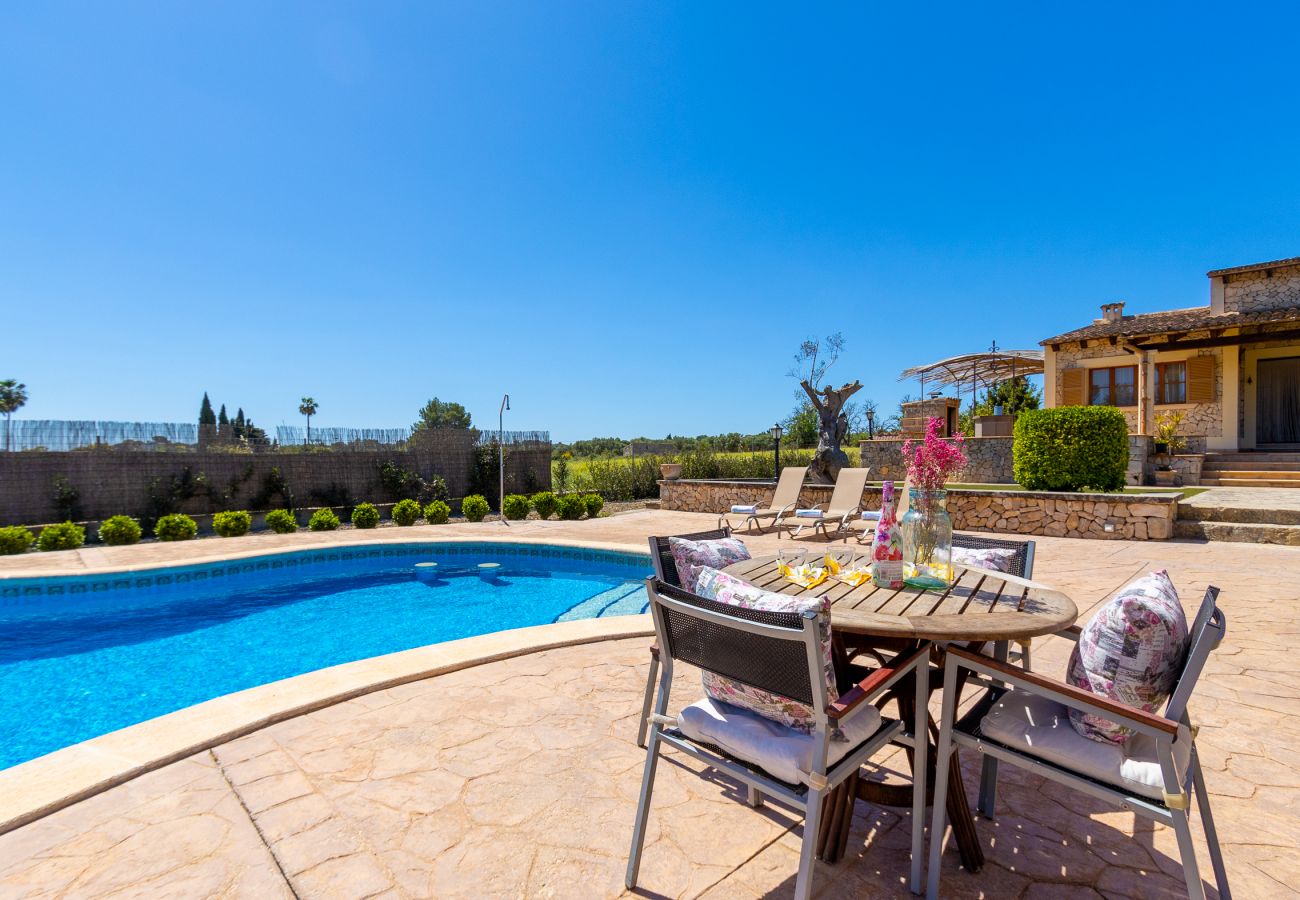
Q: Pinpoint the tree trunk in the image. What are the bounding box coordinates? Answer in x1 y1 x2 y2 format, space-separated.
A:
801 380 863 484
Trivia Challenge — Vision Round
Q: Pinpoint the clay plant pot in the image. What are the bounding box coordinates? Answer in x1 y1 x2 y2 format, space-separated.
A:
1153 469 1180 487
659 463 683 481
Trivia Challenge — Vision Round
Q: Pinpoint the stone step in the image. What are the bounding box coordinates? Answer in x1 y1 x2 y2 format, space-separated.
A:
1177 504 1300 526
1173 519 1300 545
1202 461 1300 472
1204 453 1300 463
1199 477 1300 488
1200 469 1300 480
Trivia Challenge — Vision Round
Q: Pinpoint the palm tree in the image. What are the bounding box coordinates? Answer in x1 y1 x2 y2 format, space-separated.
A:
298 397 319 444
0 380 28 452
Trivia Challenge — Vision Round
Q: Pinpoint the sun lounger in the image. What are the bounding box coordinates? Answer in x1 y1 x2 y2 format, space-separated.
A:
719 466 807 533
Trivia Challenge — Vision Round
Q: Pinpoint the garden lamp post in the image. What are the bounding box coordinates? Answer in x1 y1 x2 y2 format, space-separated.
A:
866 408 875 440
769 423 783 481
499 394 510 527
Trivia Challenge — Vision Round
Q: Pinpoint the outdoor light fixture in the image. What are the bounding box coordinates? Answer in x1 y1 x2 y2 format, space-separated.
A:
866 408 875 440
769 423 783 481
499 394 510 526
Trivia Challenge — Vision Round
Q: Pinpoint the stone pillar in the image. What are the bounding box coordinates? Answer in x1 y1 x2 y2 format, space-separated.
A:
1137 350 1156 435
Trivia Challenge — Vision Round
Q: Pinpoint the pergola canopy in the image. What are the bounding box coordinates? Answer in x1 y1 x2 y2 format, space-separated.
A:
899 350 1044 391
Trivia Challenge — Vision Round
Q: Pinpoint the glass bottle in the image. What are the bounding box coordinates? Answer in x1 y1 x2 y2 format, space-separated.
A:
901 487 954 589
870 481 904 589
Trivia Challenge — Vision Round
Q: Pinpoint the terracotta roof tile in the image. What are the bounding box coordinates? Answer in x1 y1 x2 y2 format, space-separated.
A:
1041 305 1300 346
1206 255 1300 277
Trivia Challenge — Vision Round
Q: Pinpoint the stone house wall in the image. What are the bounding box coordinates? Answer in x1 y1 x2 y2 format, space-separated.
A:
1222 267 1300 313
860 437 1015 484
659 479 1178 541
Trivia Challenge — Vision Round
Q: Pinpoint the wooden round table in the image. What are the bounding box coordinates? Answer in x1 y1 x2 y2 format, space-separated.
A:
721 552 1078 869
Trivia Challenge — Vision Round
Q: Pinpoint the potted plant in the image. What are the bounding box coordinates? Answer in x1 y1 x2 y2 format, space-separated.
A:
1152 411 1186 486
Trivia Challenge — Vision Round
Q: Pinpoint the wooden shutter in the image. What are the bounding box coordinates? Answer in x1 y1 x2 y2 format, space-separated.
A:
1187 356 1216 403
1060 368 1085 406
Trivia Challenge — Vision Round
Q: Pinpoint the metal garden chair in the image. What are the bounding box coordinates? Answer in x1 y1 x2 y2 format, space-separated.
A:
627 578 932 898
924 586 1230 900
636 528 733 748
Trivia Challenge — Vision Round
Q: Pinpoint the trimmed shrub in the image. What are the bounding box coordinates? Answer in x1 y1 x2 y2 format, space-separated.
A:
98 515 142 546
392 498 422 526
351 502 380 529
265 508 298 534
424 500 451 524
212 510 252 538
530 491 559 520
38 521 86 551
502 494 531 520
558 493 586 520
0 525 35 555
461 494 490 522
309 508 341 531
1013 406 1129 492
154 514 198 542
582 493 605 518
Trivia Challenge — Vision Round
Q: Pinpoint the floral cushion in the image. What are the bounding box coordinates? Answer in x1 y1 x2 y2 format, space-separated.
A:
951 546 1017 574
692 566 838 735
1065 569 1189 745
668 536 751 592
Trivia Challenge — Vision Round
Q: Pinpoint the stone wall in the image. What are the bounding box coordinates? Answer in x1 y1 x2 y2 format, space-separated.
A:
659 478 1178 541
0 434 553 526
1222 266 1300 313
859 437 1015 484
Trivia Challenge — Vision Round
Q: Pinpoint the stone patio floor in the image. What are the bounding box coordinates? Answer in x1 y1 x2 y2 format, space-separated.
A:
1 510 1298 898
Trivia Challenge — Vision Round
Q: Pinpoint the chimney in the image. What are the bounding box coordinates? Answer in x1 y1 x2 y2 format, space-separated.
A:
1095 301 1126 324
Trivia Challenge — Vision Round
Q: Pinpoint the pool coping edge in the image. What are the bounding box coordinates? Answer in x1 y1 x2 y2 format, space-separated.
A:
0 613 653 836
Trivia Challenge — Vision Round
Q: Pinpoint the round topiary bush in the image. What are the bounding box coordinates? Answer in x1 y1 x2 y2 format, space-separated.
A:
154 514 198 542
351 502 380 529
0 525 35 555
309 508 341 531
582 493 604 518
392 498 421 526
558 494 586 520
502 494 531 520
424 500 451 524
98 515 142 546
37 521 86 551
1013 406 1129 492
212 510 252 538
461 494 490 522
531 491 558 520
265 508 298 534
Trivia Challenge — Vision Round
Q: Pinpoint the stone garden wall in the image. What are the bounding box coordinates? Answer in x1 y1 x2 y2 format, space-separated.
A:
859 437 1014 484
659 478 1178 541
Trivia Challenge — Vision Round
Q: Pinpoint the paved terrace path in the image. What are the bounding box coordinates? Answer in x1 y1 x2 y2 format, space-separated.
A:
2 511 1298 898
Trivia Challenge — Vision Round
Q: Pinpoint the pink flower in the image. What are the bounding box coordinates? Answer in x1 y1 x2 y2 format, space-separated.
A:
901 416 968 491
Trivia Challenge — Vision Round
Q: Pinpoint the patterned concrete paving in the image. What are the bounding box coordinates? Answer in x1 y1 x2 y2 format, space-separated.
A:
1 511 1298 898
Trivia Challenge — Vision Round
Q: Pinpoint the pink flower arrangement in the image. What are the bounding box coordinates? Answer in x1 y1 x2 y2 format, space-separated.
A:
902 416 968 491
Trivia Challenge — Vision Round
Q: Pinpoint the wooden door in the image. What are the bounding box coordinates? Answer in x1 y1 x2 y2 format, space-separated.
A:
1257 356 1300 445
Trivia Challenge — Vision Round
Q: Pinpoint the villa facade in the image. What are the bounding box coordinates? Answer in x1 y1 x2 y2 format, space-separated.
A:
1041 256 1300 450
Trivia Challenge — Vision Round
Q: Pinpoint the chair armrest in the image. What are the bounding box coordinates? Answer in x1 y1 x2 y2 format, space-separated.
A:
828 646 929 721
945 645 1178 737
1056 624 1083 642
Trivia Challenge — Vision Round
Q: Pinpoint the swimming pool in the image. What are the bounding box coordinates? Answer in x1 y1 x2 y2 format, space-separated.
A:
0 542 650 770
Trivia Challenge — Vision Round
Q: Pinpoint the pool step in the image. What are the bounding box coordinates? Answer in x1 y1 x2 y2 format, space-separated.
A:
554 582 649 623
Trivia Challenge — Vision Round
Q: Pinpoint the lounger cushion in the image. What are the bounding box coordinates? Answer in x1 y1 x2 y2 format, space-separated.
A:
951 546 1017 574
980 690 1190 801
692 566 838 734
1066 569 1189 744
668 536 751 592
679 697 883 787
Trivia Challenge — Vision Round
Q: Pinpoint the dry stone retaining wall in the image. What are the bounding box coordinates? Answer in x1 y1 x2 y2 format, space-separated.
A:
660 479 1177 541
860 437 1014 484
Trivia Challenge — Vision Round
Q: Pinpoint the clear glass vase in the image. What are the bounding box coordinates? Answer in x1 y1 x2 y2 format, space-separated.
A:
901 488 954 589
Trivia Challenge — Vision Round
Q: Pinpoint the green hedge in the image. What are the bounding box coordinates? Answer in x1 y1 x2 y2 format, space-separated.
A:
38 521 86 551
265 509 298 534
392 498 422 526
530 491 558 519
424 500 451 524
212 510 252 538
351 502 380 529
309 508 340 531
0 526 35 555
155 514 198 542
502 494 531 520
461 495 490 522
98 515 142 546
1013 407 1129 492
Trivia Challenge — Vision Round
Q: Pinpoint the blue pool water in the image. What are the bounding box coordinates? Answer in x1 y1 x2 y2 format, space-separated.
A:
0 543 650 770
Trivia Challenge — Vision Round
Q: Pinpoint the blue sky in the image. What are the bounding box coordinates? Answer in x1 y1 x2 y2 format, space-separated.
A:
3 2 1297 442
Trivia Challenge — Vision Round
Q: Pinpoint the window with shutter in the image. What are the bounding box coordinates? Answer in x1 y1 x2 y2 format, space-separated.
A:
1187 356 1216 403
1060 368 1084 406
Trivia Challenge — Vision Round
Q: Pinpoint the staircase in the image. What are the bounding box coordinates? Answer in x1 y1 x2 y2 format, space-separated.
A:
1199 452 1300 488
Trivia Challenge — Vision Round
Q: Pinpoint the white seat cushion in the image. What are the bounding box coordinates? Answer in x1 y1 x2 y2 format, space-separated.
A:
980 690 1190 800
678 697 883 787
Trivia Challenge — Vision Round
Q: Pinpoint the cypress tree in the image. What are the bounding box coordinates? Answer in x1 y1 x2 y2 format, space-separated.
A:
199 393 216 426
218 404 229 426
